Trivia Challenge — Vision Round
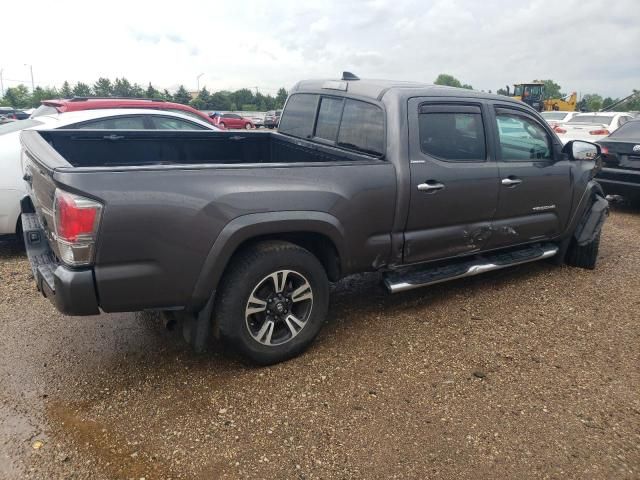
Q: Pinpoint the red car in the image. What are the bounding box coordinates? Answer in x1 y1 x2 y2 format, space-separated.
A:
31 97 216 126
210 112 254 129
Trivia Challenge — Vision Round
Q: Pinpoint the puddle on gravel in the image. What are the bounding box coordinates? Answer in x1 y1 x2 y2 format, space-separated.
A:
47 401 171 479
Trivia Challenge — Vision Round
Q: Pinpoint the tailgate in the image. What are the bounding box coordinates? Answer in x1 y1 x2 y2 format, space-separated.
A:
21 130 72 259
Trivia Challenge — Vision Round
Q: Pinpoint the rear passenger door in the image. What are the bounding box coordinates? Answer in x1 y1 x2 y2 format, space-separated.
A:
484 105 571 249
404 100 500 264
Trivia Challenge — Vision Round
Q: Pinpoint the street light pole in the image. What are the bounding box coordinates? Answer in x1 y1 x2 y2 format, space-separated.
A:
24 64 34 92
196 73 204 92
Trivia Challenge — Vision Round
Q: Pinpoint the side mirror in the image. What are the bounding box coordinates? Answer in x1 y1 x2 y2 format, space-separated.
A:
562 140 600 161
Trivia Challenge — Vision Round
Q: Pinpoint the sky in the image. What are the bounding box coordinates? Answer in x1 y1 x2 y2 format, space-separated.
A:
1 0 639 98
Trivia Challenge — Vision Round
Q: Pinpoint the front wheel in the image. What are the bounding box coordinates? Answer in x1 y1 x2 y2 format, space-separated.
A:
214 241 329 365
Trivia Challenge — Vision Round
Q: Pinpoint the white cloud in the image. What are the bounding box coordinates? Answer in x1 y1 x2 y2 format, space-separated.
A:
0 0 638 98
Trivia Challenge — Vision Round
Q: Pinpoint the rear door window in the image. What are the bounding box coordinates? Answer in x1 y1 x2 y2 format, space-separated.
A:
149 116 208 130
74 116 147 129
337 99 384 156
278 94 319 139
418 105 486 161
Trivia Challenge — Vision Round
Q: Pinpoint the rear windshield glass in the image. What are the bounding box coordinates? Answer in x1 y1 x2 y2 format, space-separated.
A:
568 115 614 125
0 119 43 135
278 94 319 139
609 121 640 138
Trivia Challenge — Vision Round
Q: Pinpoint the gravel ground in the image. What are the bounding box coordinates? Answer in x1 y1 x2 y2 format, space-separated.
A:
0 207 639 479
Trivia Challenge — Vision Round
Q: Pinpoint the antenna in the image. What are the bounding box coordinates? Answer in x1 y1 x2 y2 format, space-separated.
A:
342 71 360 81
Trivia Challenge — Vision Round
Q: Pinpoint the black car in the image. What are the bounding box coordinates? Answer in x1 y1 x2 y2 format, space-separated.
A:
0 107 30 123
264 110 281 129
597 120 640 203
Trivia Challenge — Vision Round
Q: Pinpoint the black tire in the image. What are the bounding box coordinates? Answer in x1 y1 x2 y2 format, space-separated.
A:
214 241 329 365
565 232 600 270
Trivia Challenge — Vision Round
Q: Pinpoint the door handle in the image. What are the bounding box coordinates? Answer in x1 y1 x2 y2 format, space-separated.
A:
501 177 523 187
417 181 445 193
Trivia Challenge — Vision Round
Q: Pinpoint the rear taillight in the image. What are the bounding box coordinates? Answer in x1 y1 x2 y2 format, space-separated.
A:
589 129 610 135
554 127 567 134
54 189 103 266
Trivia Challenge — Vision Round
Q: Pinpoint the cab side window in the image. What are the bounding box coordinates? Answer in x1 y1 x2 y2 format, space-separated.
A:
495 111 552 161
418 104 486 161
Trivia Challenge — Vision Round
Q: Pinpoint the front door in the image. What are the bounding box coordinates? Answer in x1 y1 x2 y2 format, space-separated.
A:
404 99 500 264
485 105 572 249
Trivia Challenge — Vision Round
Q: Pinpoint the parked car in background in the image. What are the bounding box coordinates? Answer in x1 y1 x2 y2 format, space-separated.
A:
0 109 218 238
210 112 254 129
250 113 265 128
554 112 635 144
31 97 217 126
0 107 30 124
19 74 607 365
541 110 578 127
264 110 282 128
596 119 640 204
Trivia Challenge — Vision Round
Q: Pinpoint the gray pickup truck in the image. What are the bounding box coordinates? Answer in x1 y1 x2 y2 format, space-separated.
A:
21 73 608 364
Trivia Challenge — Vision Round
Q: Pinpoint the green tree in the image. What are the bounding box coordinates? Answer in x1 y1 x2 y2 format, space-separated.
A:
112 78 133 97
130 83 145 98
190 87 211 109
601 97 616 110
173 85 192 105
30 86 59 107
72 82 92 97
533 79 563 99
231 88 255 109
434 74 473 90
3 85 31 108
145 83 160 99
60 81 72 98
275 88 288 108
162 89 173 101
208 91 232 110
93 77 113 96
582 93 603 111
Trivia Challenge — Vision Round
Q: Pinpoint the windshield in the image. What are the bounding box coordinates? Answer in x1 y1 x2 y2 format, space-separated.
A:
31 105 59 118
0 119 43 135
609 121 640 138
541 112 567 120
567 115 614 125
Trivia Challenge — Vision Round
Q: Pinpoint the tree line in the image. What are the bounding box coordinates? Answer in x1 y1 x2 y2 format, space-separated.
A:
0 77 289 112
2 73 637 113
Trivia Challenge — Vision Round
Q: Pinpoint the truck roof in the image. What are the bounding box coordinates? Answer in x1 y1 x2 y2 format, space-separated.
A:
291 76 526 107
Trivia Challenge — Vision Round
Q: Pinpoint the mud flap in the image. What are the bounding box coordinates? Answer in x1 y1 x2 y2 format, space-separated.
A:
175 295 215 353
575 195 609 246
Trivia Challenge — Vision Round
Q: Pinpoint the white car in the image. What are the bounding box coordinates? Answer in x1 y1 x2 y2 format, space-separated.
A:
554 112 635 144
540 111 579 127
0 109 219 237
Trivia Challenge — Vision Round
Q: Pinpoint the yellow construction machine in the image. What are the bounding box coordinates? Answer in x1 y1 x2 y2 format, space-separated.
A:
507 82 577 111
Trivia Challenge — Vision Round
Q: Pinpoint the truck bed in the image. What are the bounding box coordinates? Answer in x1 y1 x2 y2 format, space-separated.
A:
35 129 364 168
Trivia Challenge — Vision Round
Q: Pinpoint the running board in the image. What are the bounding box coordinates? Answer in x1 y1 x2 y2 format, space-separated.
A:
384 243 559 294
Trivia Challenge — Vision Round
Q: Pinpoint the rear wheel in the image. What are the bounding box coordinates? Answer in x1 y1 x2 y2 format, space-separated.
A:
245 123 253 130
214 241 329 365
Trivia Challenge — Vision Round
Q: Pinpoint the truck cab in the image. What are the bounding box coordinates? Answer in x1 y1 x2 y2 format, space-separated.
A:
511 83 545 112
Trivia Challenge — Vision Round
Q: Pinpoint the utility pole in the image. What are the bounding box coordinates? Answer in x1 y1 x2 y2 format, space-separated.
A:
24 64 34 92
196 73 204 91
0 68 4 97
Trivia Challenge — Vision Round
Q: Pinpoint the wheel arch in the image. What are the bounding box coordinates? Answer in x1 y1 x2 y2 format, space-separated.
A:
190 211 346 311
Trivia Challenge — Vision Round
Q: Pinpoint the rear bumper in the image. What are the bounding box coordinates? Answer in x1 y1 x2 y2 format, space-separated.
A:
596 167 640 198
21 212 100 316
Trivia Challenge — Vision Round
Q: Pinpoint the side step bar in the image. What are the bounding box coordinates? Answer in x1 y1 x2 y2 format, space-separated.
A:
384 243 559 294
